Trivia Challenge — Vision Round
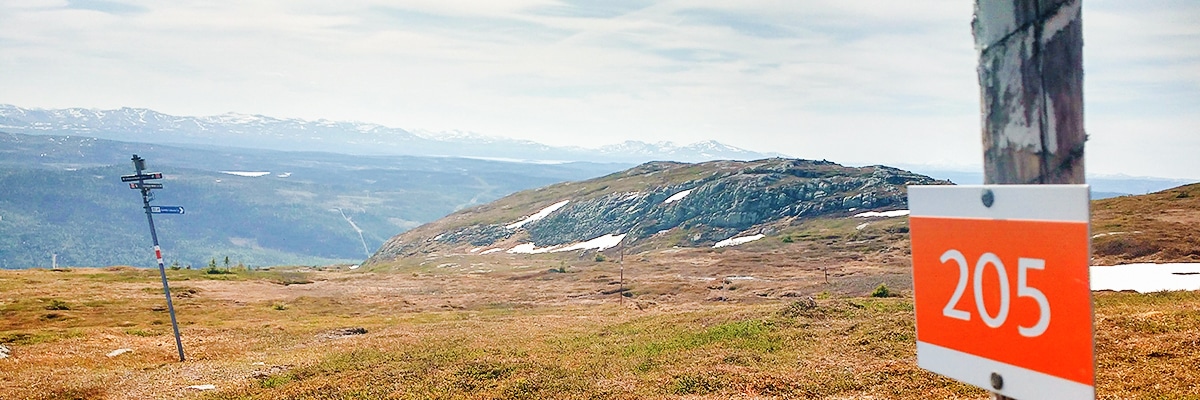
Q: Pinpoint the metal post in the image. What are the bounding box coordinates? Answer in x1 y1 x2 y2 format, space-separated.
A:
973 1 1085 398
132 155 185 362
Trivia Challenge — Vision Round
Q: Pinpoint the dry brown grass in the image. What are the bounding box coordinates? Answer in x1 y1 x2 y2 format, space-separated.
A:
3 241 1199 399
1092 183 1200 265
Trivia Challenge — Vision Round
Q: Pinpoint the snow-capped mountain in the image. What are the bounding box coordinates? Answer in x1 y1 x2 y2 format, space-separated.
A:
0 104 785 163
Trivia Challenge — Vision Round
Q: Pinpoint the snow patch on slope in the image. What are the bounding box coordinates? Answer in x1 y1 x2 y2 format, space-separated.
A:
506 200 570 230
505 234 627 254
664 189 693 204
1091 263 1200 293
853 210 910 218
713 234 765 248
507 243 560 254
554 234 627 252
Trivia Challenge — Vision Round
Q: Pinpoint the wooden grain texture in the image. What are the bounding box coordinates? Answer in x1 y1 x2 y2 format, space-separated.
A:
974 1 1087 398
974 0 1085 185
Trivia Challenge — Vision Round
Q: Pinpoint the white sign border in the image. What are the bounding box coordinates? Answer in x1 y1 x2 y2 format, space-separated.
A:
918 341 1095 399
909 184 1089 222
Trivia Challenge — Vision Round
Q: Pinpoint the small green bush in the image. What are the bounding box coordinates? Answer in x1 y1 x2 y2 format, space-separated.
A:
871 284 891 298
671 373 724 395
205 266 232 275
594 253 607 262
259 373 294 389
45 299 70 310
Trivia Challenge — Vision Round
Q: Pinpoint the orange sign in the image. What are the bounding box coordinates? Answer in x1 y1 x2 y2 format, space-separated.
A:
908 185 1092 399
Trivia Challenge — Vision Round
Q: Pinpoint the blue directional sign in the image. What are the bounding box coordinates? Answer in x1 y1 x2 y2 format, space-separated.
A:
129 182 164 190
150 206 185 215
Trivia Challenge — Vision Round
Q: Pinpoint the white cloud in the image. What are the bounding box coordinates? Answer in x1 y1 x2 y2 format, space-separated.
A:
0 0 1196 179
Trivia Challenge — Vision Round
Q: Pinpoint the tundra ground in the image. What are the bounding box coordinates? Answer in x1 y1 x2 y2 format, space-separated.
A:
1 248 1197 399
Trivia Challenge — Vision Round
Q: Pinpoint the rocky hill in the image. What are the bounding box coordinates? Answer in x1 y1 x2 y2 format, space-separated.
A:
368 158 946 264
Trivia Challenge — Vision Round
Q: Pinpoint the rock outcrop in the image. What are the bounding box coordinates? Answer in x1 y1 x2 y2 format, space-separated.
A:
369 158 945 263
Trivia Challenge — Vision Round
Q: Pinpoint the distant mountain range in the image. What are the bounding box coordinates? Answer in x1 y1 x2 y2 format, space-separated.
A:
0 104 784 163
897 167 1198 200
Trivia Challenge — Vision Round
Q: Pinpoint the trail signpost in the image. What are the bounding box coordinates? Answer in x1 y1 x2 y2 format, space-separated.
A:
909 185 1092 399
124 154 186 362
912 0 1092 397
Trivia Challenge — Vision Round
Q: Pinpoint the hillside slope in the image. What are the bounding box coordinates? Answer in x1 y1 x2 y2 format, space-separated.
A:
1092 183 1200 265
368 158 945 264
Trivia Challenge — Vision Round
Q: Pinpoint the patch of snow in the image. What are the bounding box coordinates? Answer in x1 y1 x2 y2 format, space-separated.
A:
552 234 627 252
106 348 132 357
713 234 765 248
480 248 503 255
186 384 216 391
276 172 292 178
856 222 870 230
725 276 755 281
506 200 570 230
1091 263 1200 293
1092 231 1141 239
507 243 561 254
470 247 482 253
219 171 270 177
853 210 910 218
664 189 693 204
620 192 642 201
251 361 266 366
348 264 359 270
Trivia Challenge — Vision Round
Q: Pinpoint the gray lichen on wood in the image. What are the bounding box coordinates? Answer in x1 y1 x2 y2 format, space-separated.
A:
974 0 1085 185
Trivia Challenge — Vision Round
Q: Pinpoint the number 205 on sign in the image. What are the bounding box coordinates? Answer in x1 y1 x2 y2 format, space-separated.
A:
908 185 1093 400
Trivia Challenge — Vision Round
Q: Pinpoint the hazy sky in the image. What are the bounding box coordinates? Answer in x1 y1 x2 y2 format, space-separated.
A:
1 1 1196 179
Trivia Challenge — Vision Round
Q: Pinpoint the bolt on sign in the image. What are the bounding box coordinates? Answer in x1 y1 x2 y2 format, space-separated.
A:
908 185 1093 399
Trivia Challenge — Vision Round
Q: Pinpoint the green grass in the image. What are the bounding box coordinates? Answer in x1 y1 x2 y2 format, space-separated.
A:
0 329 84 345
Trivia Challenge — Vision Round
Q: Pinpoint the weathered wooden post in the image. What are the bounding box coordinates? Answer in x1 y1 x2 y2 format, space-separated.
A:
973 1 1085 398
973 0 1085 185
